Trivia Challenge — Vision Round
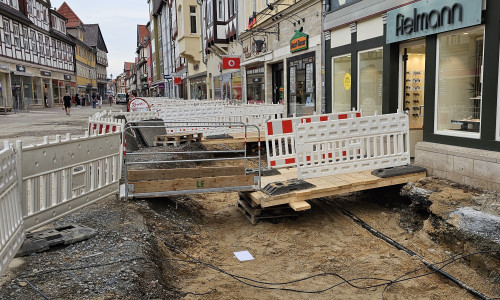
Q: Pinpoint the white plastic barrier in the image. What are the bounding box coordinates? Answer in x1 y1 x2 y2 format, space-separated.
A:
294 111 410 179
0 144 24 277
265 111 362 169
18 132 121 231
88 117 125 135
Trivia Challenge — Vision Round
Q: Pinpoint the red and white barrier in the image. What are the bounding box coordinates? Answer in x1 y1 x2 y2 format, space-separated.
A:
294 111 410 179
265 111 362 169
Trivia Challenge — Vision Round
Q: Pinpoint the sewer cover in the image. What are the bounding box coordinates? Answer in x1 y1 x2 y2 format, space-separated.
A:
16 224 97 257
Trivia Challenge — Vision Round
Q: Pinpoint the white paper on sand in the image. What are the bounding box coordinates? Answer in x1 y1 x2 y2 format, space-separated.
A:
233 250 254 262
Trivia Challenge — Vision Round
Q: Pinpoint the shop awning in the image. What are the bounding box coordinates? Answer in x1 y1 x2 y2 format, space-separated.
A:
12 71 33 77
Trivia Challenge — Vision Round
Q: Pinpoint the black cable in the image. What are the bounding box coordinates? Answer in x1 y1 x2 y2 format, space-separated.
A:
23 279 51 300
18 257 144 279
325 199 494 300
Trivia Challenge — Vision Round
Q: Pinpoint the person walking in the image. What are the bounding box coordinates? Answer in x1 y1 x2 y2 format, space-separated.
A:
97 93 102 109
75 93 80 106
63 92 72 116
108 94 113 106
92 93 97 108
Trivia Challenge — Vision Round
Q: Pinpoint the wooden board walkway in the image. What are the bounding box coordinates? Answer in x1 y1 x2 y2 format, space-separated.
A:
244 168 426 211
201 131 261 146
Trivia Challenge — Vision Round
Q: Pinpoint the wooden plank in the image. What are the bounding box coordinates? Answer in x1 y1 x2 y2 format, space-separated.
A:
261 171 426 208
132 174 255 193
289 201 311 211
128 166 244 181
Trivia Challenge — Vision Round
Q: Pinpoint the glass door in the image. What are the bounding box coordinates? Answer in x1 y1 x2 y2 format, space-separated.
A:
400 40 426 157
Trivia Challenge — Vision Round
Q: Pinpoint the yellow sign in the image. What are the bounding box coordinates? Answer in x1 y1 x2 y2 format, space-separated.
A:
344 73 351 90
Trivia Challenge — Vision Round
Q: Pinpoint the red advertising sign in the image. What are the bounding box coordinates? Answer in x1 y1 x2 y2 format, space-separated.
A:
174 77 182 85
222 56 240 70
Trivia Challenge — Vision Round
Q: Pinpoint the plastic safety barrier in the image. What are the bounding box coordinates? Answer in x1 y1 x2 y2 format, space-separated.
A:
0 144 24 277
265 111 362 169
294 111 410 179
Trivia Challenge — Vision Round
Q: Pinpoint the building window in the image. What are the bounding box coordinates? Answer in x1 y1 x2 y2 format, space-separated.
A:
30 30 37 53
13 23 20 49
179 6 183 35
332 54 352 112
23 27 29 50
38 33 43 55
3 20 11 47
218 0 224 20
27 0 33 14
207 0 213 24
358 47 383 116
436 27 484 137
190 6 197 34
288 54 316 117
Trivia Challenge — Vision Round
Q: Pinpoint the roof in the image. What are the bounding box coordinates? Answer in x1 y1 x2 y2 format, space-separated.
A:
124 62 135 71
0 2 31 23
57 2 83 28
137 25 149 46
50 28 74 45
83 24 108 53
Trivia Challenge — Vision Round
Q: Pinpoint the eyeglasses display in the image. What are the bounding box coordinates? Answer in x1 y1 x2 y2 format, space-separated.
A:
404 66 424 128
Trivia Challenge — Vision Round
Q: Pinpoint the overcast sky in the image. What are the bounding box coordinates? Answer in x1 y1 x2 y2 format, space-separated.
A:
51 0 149 79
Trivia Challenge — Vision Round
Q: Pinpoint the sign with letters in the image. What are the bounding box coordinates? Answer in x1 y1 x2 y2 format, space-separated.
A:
290 30 308 53
40 71 51 77
386 0 482 43
16 65 26 72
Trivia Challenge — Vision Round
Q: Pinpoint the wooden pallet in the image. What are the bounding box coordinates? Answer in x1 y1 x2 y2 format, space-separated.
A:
237 192 298 225
154 133 203 146
243 168 427 210
0 107 12 113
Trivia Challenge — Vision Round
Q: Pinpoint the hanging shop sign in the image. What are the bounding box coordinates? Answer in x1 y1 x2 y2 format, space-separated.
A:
40 71 51 77
222 56 241 70
16 65 26 72
0 64 9 71
386 0 482 43
64 75 72 80
290 30 309 53
174 77 182 85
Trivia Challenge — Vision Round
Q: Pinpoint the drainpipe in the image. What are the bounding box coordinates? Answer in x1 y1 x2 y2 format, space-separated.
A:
197 0 207 65
321 0 327 114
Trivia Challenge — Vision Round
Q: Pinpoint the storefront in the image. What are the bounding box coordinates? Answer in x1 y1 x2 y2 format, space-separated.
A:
189 75 207 100
214 71 242 102
246 65 264 104
287 50 316 117
325 0 499 155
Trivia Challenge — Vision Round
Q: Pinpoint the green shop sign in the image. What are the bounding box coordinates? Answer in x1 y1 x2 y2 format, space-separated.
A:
290 30 308 53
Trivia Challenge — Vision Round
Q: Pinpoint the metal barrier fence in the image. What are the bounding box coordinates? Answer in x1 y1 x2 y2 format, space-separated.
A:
0 132 121 276
295 111 410 179
123 120 262 199
265 111 362 169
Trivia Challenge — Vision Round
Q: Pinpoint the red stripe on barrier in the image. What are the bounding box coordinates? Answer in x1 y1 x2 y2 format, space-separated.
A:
306 156 311 161
267 122 274 136
356 112 361 117
112 126 116 132
301 118 311 123
342 151 347 156
99 124 104 134
320 116 329 121
282 120 293 134
105 125 110 133
88 124 91 133
328 153 333 158
339 114 348 119
285 158 295 164
270 161 276 167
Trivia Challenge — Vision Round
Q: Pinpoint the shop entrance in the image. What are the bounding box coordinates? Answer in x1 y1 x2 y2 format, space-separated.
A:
400 41 425 157
272 63 283 104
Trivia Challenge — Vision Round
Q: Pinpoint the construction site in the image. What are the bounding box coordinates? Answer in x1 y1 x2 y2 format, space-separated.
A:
0 102 499 300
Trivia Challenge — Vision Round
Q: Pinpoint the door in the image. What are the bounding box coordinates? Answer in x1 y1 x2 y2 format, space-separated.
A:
272 63 283 104
400 41 426 157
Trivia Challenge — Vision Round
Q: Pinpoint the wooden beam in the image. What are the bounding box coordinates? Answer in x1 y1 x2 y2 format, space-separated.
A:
132 174 256 193
128 166 245 181
289 201 311 211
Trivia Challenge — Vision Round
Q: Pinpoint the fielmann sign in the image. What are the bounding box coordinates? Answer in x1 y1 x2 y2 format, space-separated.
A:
386 0 482 44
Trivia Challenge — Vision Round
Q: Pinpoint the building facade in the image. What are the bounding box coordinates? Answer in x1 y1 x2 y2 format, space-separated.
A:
324 0 500 191
0 0 76 110
83 24 108 97
240 0 322 116
136 24 150 97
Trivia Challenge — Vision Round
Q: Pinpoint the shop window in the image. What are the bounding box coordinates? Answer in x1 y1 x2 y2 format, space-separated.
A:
358 48 383 116
246 66 265 104
288 54 316 116
332 54 351 112
231 72 242 103
436 27 484 136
